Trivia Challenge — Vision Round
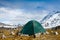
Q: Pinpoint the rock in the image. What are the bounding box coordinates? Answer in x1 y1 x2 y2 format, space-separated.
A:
46 31 49 34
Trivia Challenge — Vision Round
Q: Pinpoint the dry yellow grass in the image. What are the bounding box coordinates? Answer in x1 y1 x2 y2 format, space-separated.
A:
0 28 60 40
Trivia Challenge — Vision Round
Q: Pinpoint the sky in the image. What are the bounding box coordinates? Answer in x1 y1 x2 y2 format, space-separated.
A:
0 0 60 25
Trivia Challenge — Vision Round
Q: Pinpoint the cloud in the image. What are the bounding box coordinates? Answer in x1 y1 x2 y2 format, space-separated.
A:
0 7 48 25
0 1 45 9
0 0 60 13
0 0 59 25
0 0 60 11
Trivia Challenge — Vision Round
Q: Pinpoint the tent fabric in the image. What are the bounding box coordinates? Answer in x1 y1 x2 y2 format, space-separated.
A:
20 20 46 35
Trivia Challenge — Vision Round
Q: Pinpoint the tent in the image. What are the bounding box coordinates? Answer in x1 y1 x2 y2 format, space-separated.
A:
20 20 46 38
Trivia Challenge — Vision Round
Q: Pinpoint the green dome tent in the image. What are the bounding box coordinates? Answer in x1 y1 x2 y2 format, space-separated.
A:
20 20 46 38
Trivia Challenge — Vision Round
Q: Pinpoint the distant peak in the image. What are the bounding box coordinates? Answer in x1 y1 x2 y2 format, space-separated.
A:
56 11 60 13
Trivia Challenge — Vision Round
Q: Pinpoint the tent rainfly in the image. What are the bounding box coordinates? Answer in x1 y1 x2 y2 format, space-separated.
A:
20 20 46 38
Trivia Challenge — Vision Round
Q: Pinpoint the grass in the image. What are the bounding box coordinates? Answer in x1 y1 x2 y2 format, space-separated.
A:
0 28 60 40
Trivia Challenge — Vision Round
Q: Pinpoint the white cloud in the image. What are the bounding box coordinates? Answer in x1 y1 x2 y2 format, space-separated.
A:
0 7 48 25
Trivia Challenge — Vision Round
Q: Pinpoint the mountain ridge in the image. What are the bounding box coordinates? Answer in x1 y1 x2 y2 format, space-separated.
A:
41 11 60 28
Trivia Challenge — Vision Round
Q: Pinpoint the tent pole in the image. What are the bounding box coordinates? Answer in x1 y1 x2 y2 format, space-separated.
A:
33 34 36 38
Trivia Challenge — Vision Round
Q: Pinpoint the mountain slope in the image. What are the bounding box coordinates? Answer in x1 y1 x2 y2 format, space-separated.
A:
0 22 17 28
41 11 60 28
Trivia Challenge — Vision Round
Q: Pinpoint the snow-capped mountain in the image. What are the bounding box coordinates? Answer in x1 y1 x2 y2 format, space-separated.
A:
0 22 17 28
41 11 60 28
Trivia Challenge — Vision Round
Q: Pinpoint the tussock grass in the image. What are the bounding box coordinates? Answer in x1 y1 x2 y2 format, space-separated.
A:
0 28 60 40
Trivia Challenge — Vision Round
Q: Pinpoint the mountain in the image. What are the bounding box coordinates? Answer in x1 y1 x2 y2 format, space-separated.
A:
0 22 17 28
0 22 7 27
0 22 6 25
41 11 60 29
0 22 13 26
